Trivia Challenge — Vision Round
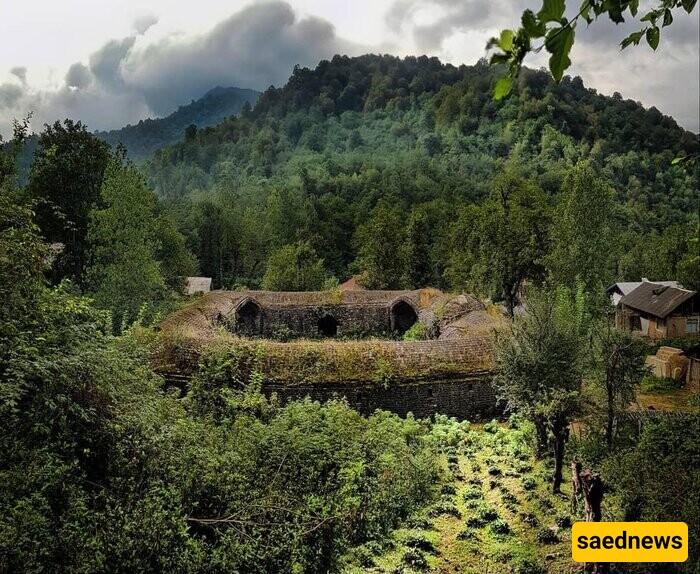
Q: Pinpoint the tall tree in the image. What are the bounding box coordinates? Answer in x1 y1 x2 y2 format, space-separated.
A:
262 240 326 291
457 171 550 317
405 209 434 288
353 201 407 290
86 151 164 332
546 162 614 299
29 120 110 283
494 286 585 492
590 320 649 447
153 215 198 291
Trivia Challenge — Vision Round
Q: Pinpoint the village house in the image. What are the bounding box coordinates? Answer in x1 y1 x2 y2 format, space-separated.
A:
616 282 699 340
605 278 683 306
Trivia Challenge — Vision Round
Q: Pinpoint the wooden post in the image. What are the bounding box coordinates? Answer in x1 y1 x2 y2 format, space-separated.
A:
571 461 607 574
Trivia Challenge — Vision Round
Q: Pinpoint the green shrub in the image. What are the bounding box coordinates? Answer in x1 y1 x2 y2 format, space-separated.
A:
555 515 572 529
403 533 436 554
401 548 429 570
440 483 456 495
462 486 482 501
429 500 461 518
521 476 536 491
483 419 500 433
457 528 478 540
514 558 546 574
487 465 502 476
641 373 684 393
466 504 499 527
520 512 539 527
406 516 433 530
403 322 427 341
501 492 517 505
489 519 511 535
536 528 559 544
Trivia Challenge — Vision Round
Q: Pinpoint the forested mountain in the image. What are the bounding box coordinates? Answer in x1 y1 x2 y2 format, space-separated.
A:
5 86 259 183
96 86 260 161
147 54 699 294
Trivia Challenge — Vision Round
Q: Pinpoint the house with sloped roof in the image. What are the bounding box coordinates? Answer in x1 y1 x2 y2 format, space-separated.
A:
606 278 683 306
616 282 699 340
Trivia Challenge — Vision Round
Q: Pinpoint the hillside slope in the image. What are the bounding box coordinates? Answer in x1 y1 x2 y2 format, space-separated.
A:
146 54 698 289
96 86 260 161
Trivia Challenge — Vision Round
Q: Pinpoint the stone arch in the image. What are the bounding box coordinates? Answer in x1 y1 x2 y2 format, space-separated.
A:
317 314 339 337
390 298 418 335
235 298 263 336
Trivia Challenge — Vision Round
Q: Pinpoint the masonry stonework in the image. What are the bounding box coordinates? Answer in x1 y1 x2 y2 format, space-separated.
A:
157 289 506 421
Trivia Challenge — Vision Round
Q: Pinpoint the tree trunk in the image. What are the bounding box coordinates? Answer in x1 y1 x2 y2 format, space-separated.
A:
605 382 615 448
552 423 566 494
571 459 582 513
571 462 607 574
534 416 548 459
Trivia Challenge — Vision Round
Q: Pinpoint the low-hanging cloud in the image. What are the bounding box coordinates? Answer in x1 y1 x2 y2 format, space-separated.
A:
0 1 365 136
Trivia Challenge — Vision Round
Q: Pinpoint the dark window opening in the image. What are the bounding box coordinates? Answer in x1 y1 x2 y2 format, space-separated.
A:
391 300 418 335
318 314 339 337
467 383 473 392
427 387 433 398
236 301 263 335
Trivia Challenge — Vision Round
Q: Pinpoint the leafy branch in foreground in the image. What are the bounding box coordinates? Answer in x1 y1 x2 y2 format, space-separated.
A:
487 0 697 100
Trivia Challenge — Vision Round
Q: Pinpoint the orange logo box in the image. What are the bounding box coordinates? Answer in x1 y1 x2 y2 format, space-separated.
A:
572 522 688 563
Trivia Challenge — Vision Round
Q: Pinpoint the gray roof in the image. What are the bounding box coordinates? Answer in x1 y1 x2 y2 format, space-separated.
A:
606 280 683 296
619 282 696 318
185 277 212 295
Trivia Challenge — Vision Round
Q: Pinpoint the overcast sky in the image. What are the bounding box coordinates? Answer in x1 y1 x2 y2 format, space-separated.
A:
1 0 698 136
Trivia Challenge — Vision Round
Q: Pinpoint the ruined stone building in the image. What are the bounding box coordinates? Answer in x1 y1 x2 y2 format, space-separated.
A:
157 289 505 420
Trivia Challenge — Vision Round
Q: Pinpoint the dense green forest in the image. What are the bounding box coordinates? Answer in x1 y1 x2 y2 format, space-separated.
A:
145 55 698 298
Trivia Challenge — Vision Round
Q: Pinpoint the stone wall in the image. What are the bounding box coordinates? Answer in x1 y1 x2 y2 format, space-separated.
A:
264 375 501 421
156 288 506 421
248 303 398 338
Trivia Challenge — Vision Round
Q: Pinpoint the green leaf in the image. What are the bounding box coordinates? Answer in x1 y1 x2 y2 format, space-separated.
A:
499 29 515 51
620 30 645 49
681 0 697 14
629 0 639 17
662 9 673 26
640 11 656 23
494 76 513 100
522 9 546 37
646 26 660 50
538 0 566 23
603 0 626 23
490 53 511 65
580 0 593 24
545 26 575 82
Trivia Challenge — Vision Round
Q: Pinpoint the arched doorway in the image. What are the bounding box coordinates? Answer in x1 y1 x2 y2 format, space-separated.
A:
318 314 339 337
391 300 417 335
235 300 263 335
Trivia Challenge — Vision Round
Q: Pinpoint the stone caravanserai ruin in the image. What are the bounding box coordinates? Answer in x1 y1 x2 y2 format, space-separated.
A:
157 288 506 420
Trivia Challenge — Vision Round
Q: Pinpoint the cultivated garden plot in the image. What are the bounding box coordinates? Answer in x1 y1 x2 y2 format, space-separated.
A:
343 418 579 574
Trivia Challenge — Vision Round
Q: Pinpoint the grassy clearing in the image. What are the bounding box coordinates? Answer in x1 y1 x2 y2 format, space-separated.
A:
342 418 582 574
635 375 700 413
